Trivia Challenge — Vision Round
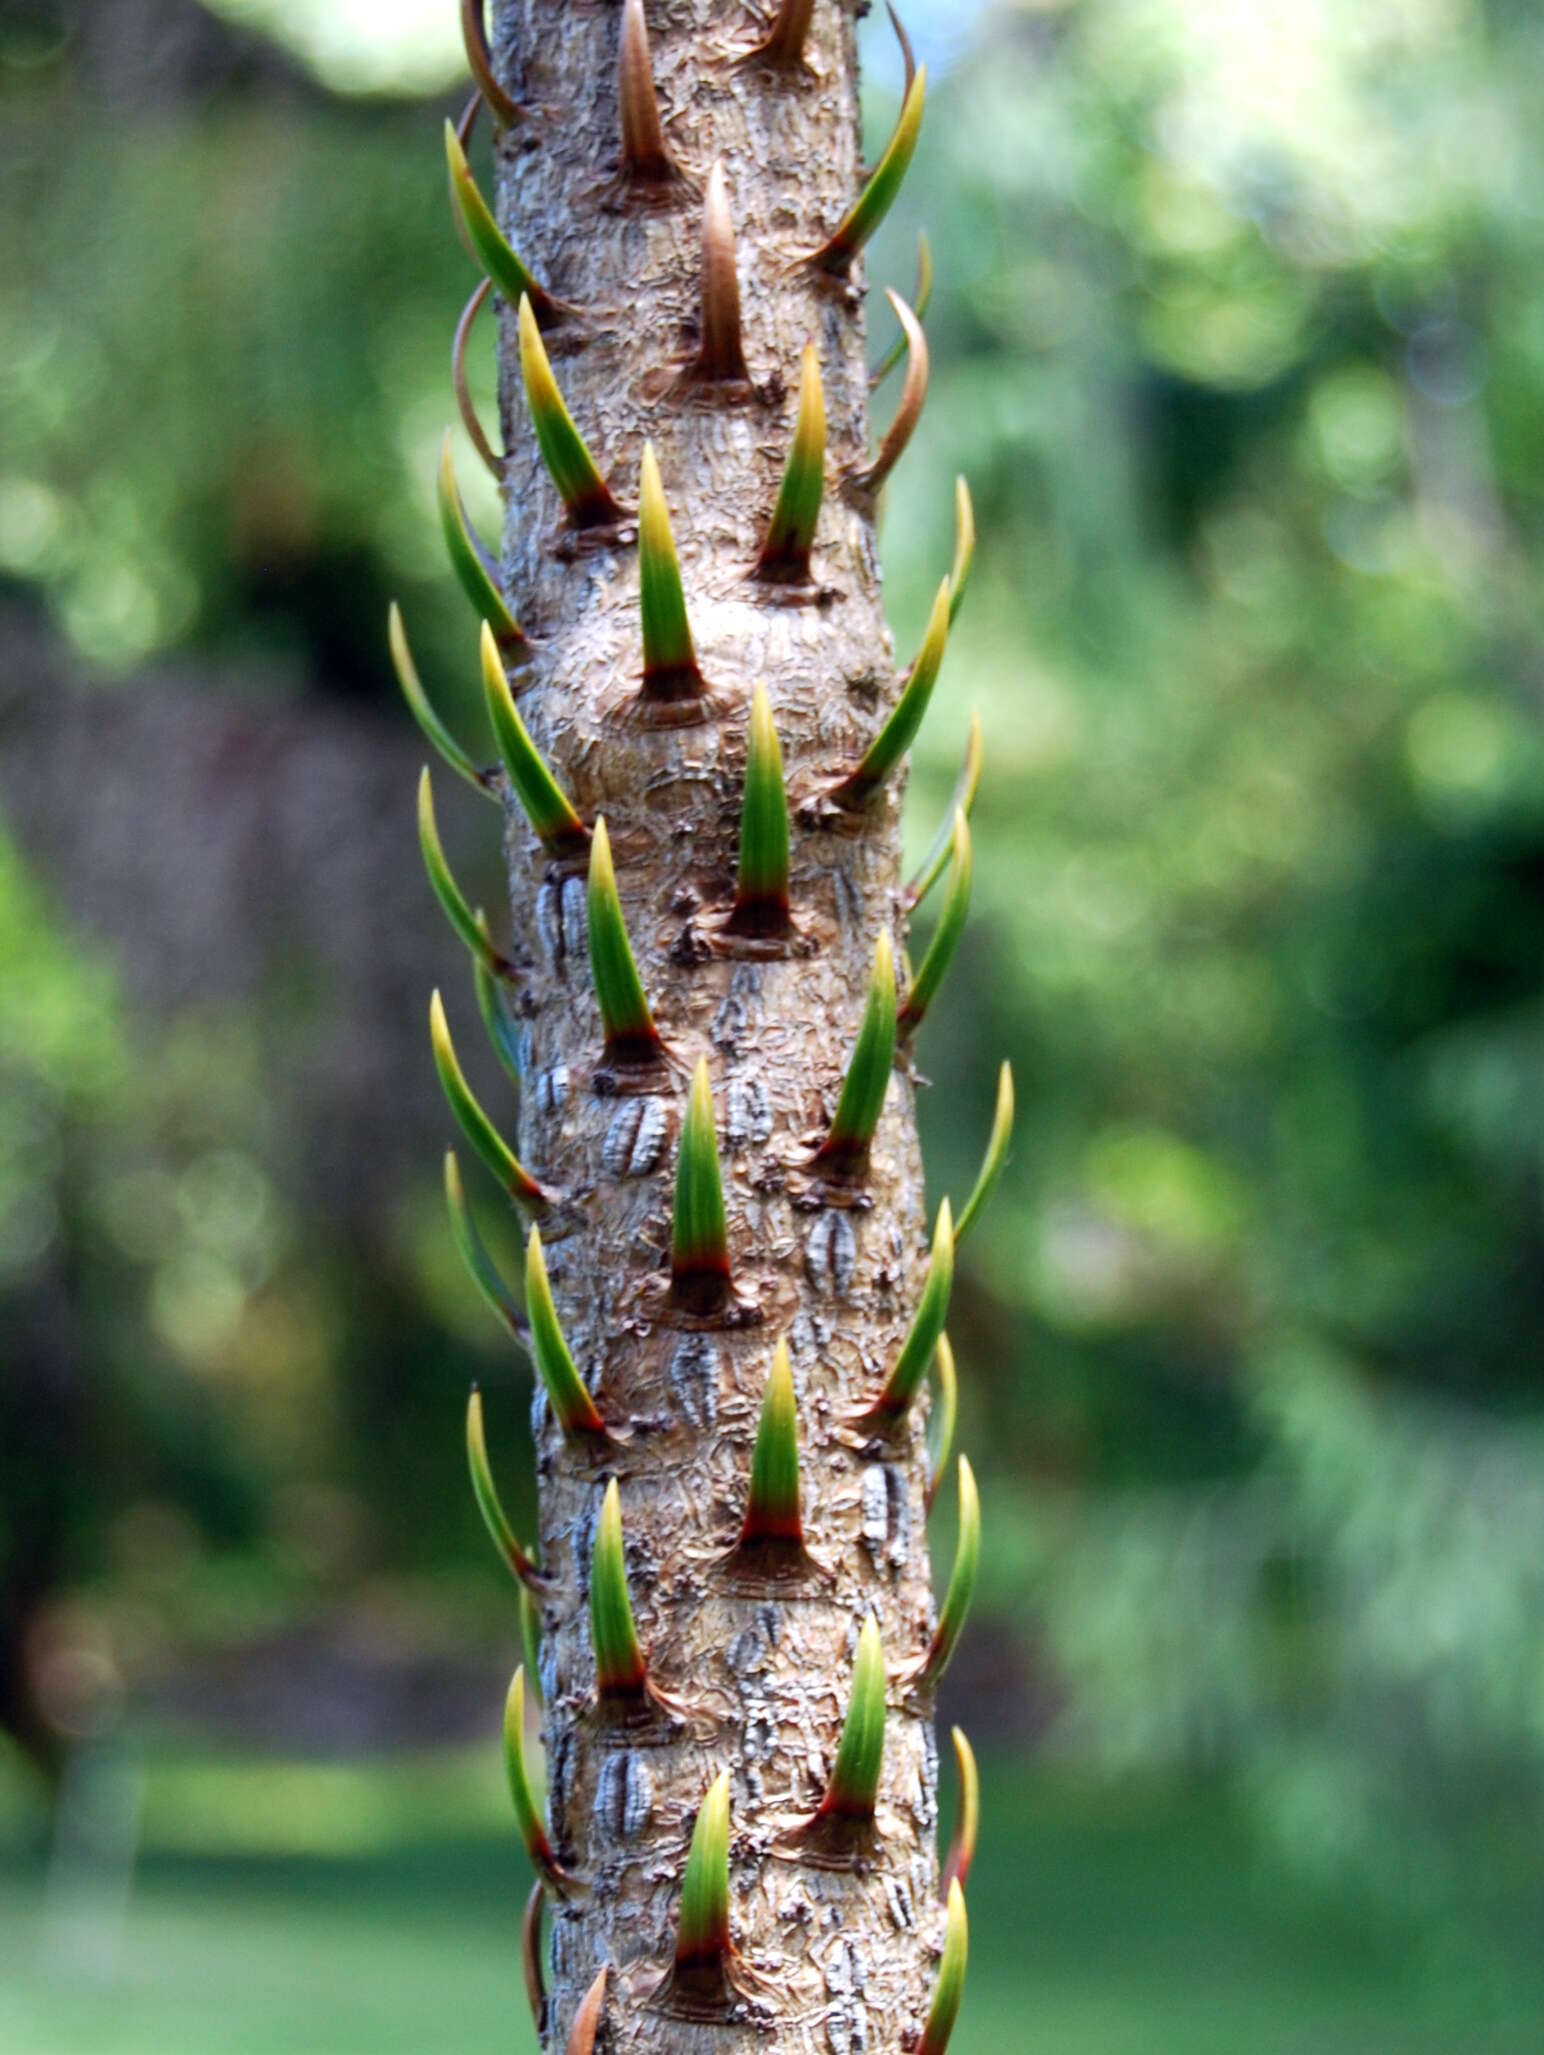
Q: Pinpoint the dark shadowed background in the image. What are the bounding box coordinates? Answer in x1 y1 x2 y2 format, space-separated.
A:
3 0 1544 2046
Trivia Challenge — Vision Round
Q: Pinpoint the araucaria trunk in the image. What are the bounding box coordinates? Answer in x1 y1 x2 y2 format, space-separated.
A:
398 2 997 2048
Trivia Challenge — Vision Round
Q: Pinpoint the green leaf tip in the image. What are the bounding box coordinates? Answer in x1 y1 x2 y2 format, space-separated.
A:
519 1581 543 1710
867 1199 955 1423
756 342 825 581
672 1058 731 1311
436 432 525 651
444 1149 529 1343
444 121 557 320
567 1966 607 2055
637 443 704 702
518 295 625 528
820 1616 887 1822
954 1060 1014 1247
805 65 925 275
831 576 951 807
460 0 521 127
899 809 973 1037
853 286 929 496
504 1666 566 1884
949 474 975 625
587 817 664 1065
526 1225 610 1442
812 930 897 1177
475 936 527 1085
388 603 490 798
675 1768 733 1970
467 1386 543 1591
480 623 588 854
912 1455 979 1692
925 1330 958 1513
431 989 548 1210
418 767 513 980
729 684 791 935
589 1477 648 1699
740 1337 803 1549
920 1879 969 2054
941 1725 979 1899
871 230 933 390
905 711 982 911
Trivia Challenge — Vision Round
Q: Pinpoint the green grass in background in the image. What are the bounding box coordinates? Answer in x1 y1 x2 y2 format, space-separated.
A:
2 1754 1541 2054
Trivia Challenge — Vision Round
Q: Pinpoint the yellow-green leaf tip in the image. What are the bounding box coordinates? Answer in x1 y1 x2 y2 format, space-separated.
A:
676 1770 732 1969
941 1726 979 1900
808 65 925 274
388 602 488 797
637 442 702 699
954 1060 1014 1247
504 1665 564 1881
526 1225 609 1440
589 1477 647 1698
822 1615 887 1821
899 809 973 1036
730 684 791 933
586 817 662 1064
914 1455 979 1691
671 1058 730 1310
436 433 524 649
467 1387 542 1590
871 1198 955 1420
814 929 897 1176
480 622 587 852
444 1149 527 1341
518 295 623 527
418 767 509 980
431 988 546 1208
919 1879 969 2054
833 576 951 806
756 343 825 580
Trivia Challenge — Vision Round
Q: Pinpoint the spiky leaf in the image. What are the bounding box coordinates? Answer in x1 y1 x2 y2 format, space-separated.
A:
475 940 527 1085
388 603 489 797
805 67 925 274
899 810 972 1036
730 685 791 933
925 1331 958 1513
445 122 554 318
871 230 933 389
954 1061 1014 1247
589 1478 647 1697
459 0 521 126
913 1456 979 1691
867 1199 954 1421
853 287 928 495
430 989 547 1207
504 1666 564 1881
741 1338 802 1548
467 1386 542 1589
444 1150 528 1342
831 577 950 807
672 1058 730 1308
518 296 624 527
813 931 897 1175
756 343 825 580
521 1880 546 2032
586 817 663 1064
676 1770 732 1969
905 712 982 911
419 768 511 980
436 433 525 649
821 1616 887 1821
941 1725 979 1899
949 474 975 625
618 0 674 182
567 1967 607 2054
637 443 702 699
694 163 748 382
480 623 588 852
919 1881 969 2054
526 1226 609 1441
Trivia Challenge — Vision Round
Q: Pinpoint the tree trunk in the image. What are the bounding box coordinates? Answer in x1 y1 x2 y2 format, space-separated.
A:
474 3 949 2046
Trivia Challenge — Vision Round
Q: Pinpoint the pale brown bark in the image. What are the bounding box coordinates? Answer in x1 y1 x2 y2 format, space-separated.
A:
487 3 943 2046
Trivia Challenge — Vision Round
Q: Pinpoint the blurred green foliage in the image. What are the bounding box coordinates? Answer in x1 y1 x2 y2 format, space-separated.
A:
2 0 1543 1960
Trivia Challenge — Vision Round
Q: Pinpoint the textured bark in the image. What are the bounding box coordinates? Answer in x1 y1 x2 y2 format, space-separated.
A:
484 3 944 2047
